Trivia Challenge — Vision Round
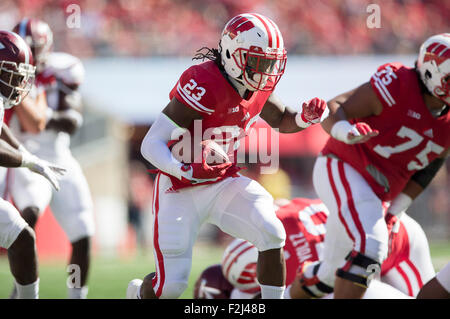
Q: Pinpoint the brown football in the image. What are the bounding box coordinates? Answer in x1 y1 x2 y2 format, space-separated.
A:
170 139 230 165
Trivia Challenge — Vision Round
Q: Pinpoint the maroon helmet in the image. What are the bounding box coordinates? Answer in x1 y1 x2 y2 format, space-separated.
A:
193 264 234 299
0 31 35 109
13 18 53 72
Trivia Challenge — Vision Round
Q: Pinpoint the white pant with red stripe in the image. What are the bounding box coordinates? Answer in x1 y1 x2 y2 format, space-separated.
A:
151 173 286 298
381 214 435 297
312 156 389 287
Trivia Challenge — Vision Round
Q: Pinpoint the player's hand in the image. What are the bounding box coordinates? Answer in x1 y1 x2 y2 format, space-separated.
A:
347 122 379 144
180 154 232 184
20 151 66 191
300 97 328 125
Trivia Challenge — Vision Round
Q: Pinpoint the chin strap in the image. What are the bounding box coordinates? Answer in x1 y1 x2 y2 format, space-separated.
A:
227 75 249 98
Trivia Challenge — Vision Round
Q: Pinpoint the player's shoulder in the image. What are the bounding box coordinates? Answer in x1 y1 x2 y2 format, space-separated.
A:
370 62 418 108
44 52 85 86
172 60 229 115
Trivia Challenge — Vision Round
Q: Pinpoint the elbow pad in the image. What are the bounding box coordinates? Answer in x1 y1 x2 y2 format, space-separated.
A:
411 157 445 189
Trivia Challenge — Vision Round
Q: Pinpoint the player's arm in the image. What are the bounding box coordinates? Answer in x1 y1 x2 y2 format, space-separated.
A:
260 93 328 133
321 82 383 144
14 91 47 133
0 122 21 149
386 147 449 229
0 122 66 190
141 97 231 181
45 83 84 135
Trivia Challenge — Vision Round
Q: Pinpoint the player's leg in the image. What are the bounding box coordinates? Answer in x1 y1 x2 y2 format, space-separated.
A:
49 157 95 299
381 214 435 297
312 156 388 298
208 175 287 299
9 167 53 228
135 173 204 299
0 199 39 299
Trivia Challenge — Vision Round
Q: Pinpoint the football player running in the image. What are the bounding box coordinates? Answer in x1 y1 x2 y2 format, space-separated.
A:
6 18 95 299
0 30 65 298
311 33 449 298
127 13 328 299
193 198 435 299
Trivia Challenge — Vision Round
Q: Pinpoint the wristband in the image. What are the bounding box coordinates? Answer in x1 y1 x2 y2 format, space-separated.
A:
388 193 412 216
295 112 310 129
330 120 354 143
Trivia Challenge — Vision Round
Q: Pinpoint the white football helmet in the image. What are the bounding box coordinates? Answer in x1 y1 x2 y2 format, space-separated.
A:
417 33 450 105
220 13 287 91
221 238 260 293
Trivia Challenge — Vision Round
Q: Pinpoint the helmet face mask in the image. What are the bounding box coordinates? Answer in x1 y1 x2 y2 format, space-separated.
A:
220 13 287 92
0 61 35 108
233 46 287 91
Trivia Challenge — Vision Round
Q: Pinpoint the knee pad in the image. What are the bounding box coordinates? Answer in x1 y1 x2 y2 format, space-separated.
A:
298 261 334 298
256 212 286 252
336 250 381 288
159 280 188 299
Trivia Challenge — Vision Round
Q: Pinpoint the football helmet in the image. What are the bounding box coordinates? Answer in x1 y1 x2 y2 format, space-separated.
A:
417 33 450 105
0 31 35 109
13 18 53 72
221 238 260 293
193 264 234 299
220 13 287 91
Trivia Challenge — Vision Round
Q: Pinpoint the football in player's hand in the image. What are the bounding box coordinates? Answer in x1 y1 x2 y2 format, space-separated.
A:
170 138 230 166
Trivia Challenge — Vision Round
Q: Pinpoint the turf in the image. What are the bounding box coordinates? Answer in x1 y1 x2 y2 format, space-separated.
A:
0 241 448 299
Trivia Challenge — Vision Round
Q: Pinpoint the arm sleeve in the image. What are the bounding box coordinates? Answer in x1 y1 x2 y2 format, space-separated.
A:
140 113 186 180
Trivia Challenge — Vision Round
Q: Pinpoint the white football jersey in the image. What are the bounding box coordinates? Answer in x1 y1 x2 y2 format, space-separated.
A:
9 52 84 159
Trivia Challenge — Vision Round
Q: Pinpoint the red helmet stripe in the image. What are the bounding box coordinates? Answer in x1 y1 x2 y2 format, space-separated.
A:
224 245 255 280
265 17 280 48
251 13 273 48
222 240 248 269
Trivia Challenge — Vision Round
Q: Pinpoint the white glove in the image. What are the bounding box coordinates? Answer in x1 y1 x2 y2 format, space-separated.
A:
19 146 66 191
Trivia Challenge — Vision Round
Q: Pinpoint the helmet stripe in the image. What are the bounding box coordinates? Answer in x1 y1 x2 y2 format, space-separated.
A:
250 13 273 48
265 17 280 49
19 18 30 39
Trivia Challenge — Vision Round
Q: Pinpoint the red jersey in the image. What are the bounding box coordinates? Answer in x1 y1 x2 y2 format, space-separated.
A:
276 198 329 285
323 63 450 201
167 60 273 189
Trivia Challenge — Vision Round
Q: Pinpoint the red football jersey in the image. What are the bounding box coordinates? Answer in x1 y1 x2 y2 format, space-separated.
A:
167 60 273 189
275 198 328 285
323 63 450 201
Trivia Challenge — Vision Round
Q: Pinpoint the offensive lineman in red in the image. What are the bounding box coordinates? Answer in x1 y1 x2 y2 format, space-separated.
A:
193 198 435 299
309 33 450 298
126 13 328 299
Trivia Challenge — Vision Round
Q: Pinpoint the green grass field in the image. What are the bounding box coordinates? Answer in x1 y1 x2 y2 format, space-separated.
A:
0 241 448 299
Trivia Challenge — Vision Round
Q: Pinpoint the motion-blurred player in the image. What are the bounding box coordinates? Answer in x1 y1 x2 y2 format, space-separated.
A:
312 33 449 298
193 198 435 299
0 30 65 299
127 13 328 299
6 18 95 299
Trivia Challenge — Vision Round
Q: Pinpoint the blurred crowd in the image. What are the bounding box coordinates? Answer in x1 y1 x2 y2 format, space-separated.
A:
1 0 448 57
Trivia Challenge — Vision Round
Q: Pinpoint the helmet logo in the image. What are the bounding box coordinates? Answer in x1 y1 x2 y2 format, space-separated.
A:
223 15 255 40
424 42 450 66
